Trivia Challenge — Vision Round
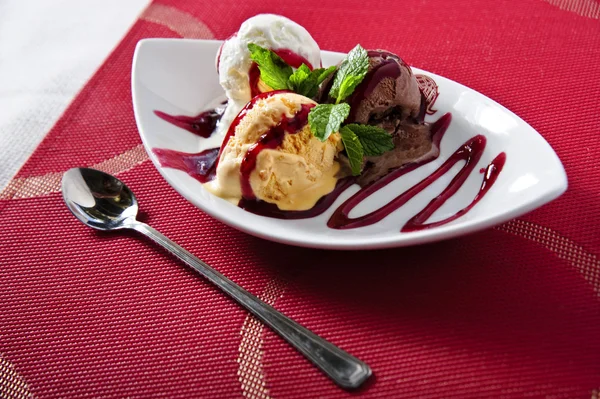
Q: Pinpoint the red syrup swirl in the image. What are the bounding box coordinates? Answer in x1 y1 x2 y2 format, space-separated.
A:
154 107 224 138
249 63 262 98
152 147 219 183
366 50 410 73
239 103 315 200
401 151 506 232
216 90 291 169
327 113 507 231
151 111 506 231
152 92 290 184
272 49 313 69
327 113 451 229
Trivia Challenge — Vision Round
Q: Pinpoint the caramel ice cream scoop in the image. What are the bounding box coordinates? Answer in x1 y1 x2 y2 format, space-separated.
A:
205 92 343 210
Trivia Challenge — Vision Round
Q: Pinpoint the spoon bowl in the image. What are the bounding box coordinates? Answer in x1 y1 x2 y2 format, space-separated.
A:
61 167 372 389
62 168 138 231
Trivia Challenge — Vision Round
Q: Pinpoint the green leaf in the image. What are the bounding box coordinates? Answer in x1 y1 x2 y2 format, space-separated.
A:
289 64 318 97
339 126 364 176
247 43 292 90
288 65 337 98
335 75 363 104
329 44 369 102
288 64 311 89
316 66 336 84
344 124 394 156
308 103 351 141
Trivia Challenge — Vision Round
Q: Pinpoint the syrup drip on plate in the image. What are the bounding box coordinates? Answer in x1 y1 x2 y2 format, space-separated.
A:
152 148 219 184
154 106 225 138
328 113 506 231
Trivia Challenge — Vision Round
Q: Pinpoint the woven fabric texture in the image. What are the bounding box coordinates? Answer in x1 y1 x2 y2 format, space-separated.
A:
1 0 599 398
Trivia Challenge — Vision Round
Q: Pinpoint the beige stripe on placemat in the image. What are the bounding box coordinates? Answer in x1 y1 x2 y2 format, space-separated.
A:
237 278 288 399
0 355 32 399
0 144 149 201
542 0 600 19
497 219 600 296
140 3 215 39
1 3 216 202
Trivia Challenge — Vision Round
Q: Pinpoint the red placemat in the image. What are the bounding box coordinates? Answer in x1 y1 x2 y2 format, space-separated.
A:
1 0 599 397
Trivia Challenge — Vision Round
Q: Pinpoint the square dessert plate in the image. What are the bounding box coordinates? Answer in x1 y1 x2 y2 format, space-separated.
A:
132 39 567 250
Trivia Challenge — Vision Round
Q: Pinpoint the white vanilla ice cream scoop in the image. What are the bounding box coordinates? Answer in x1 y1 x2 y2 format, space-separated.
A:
216 14 321 134
205 92 343 211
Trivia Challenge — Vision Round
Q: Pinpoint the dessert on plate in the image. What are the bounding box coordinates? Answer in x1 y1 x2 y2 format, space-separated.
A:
153 14 505 232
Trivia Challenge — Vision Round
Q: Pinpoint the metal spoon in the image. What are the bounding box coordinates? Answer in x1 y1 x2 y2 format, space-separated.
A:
61 167 372 389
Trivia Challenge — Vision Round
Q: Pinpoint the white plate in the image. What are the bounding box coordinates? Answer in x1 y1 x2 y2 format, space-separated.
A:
132 38 567 250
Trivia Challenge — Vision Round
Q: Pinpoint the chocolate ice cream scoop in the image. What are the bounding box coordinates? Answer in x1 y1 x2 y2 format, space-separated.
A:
346 50 422 124
320 49 434 185
333 50 434 185
358 123 436 185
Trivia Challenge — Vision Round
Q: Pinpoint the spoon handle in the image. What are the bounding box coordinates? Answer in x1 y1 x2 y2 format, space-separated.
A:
130 221 371 389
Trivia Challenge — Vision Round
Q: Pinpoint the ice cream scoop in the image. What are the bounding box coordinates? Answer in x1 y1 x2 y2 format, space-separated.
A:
318 49 433 185
342 50 422 124
216 14 322 134
205 92 343 210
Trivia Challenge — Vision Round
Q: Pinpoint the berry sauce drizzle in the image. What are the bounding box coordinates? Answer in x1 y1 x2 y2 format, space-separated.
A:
401 152 506 232
272 49 313 69
154 107 224 138
152 148 219 183
217 90 290 167
328 113 506 231
249 63 262 98
239 103 315 200
152 111 505 231
151 92 290 186
152 62 506 231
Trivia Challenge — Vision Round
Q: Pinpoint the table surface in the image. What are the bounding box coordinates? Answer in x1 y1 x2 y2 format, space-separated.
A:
1 0 599 398
0 0 150 191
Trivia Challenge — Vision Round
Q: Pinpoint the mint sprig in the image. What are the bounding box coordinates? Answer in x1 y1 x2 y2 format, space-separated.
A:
308 103 350 141
288 64 311 93
344 124 394 156
247 43 292 90
316 66 337 84
248 43 394 177
339 127 364 176
289 65 336 98
247 44 336 98
329 44 369 104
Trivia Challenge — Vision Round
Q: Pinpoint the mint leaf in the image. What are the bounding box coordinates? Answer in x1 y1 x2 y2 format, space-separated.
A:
336 75 363 104
308 103 350 141
248 43 292 90
344 124 394 156
289 65 336 98
289 64 318 97
339 126 364 176
316 66 336 84
329 44 369 103
289 64 311 90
